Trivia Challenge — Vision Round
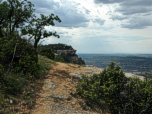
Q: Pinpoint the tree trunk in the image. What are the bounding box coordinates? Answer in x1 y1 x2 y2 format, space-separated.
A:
35 47 39 64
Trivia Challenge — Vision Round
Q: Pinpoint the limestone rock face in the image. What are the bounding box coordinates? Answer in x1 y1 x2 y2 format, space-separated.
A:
38 43 86 65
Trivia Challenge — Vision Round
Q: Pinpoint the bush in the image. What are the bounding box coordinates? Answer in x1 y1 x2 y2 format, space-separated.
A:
0 31 42 80
72 59 85 66
73 61 152 114
0 64 6 94
0 31 43 95
1 74 24 95
54 54 65 62
99 62 152 114
39 48 55 60
60 54 71 63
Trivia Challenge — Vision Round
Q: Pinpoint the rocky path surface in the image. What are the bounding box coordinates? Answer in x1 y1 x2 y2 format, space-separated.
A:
29 63 110 114
29 63 148 114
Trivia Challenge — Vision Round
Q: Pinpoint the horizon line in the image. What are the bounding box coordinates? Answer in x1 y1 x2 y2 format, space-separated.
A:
76 53 152 54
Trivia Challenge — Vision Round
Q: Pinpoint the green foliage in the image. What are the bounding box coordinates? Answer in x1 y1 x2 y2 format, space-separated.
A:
71 59 86 66
77 60 85 66
0 0 62 65
1 74 24 95
39 48 55 60
0 0 37 41
20 13 62 51
0 31 41 78
73 61 152 114
38 43 73 51
0 32 18 67
98 62 152 114
0 63 6 94
0 0 63 113
0 36 7 67
54 54 65 62
0 35 30 95
60 54 71 63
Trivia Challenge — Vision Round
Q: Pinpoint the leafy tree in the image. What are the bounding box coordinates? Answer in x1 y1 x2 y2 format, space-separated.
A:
0 0 62 80
0 0 37 40
19 13 61 63
0 0 62 64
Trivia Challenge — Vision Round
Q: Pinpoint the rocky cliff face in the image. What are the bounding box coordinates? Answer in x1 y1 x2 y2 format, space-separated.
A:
38 43 85 65
55 52 85 65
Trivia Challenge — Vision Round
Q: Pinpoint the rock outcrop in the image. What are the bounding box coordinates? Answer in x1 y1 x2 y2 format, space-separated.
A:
38 43 86 65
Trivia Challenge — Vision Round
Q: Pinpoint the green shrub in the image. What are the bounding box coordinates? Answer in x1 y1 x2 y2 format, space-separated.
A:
15 53 42 80
0 32 44 95
1 74 24 95
98 62 152 114
54 54 64 62
72 59 85 66
39 48 55 60
0 56 30 96
0 31 42 80
0 63 6 94
73 61 152 114
60 54 71 63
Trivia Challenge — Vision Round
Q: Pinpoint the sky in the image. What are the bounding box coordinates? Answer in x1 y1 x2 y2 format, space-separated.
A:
1 0 152 54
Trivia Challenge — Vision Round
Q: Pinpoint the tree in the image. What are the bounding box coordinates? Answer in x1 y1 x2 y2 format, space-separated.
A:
0 0 38 68
0 0 62 64
0 0 37 40
19 13 62 63
0 0 11 38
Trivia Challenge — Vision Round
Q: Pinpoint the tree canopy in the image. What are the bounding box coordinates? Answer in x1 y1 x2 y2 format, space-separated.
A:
0 0 37 39
0 0 62 63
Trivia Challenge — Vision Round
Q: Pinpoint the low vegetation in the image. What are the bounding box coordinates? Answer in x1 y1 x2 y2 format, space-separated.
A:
0 51 87 114
0 32 152 114
72 62 152 114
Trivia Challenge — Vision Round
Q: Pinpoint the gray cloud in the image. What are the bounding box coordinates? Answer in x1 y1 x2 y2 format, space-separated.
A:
94 0 152 30
94 0 124 4
85 8 91 14
1 0 151 54
57 32 68 34
110 15 128 21
36 0 90 28
121 17 152 29
2 0 152 31
92 19 105 25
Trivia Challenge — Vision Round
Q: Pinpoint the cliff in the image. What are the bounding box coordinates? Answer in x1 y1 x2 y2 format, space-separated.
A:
37 43 86 65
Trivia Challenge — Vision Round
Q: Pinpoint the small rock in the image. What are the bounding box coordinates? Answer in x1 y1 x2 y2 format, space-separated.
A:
45 75 49 78
10 100 13 104
71 101 76 105
22 101 26 106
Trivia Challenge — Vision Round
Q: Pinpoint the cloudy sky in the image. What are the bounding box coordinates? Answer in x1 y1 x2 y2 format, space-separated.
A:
1 0 152 54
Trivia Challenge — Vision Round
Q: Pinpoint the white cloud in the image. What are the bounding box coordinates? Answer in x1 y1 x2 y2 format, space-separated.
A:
1 0 152 54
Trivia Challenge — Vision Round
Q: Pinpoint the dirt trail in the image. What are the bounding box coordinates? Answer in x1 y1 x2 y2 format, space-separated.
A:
28 62 110 114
